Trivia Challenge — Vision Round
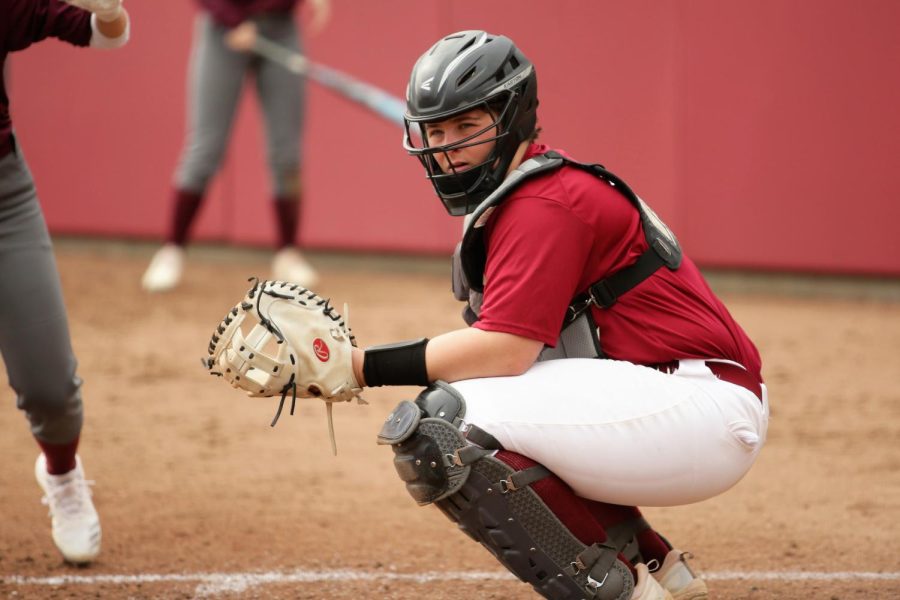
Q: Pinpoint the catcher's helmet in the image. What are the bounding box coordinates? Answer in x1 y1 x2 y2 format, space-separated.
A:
403 30 539 215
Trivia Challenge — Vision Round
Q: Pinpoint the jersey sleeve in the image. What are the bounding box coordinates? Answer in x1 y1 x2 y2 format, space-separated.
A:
4 0 92 52
196 0 246 29
473 195 595 346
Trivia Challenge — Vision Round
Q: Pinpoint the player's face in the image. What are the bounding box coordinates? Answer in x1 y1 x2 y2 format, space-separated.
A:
423 109 497 174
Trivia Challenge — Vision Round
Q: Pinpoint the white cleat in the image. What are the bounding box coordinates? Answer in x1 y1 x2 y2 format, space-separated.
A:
35 454 102 564
141 244 185 292
653 550 708 600
271 247 319 288
631 562 675 600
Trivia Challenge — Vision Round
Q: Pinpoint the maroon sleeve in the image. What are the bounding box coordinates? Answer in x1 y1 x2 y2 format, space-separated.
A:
196 0 246 28
196 0 299 29
3 0 92 52
474 196 595 346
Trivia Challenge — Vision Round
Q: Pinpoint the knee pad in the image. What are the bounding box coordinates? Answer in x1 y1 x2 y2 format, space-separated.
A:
378 383 635 600
377 382 478 505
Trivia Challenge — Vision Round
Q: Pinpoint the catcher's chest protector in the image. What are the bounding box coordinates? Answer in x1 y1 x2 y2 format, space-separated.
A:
451 152 682 360
377 384 635 600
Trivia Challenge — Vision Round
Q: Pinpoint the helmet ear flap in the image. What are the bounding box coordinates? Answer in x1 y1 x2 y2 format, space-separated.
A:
508 75 538 142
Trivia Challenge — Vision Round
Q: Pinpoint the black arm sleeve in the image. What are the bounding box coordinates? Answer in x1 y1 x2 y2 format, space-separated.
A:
363 338 430 387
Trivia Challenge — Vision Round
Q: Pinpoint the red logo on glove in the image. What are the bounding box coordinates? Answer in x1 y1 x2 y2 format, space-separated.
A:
313 338 330 362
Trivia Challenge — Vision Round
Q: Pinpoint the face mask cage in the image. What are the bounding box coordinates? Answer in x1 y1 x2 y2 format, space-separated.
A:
403 92 520 216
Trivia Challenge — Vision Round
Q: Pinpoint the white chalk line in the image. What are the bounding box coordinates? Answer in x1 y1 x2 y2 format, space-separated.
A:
3 569 899 596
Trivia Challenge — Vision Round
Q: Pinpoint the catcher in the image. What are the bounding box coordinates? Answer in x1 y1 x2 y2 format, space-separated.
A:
206 30 768 600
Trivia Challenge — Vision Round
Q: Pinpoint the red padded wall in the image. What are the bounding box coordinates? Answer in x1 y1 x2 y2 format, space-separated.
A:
677 1 900 274
7 1 900 274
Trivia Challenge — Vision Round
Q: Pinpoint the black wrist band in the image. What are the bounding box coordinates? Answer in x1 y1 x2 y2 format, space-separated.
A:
363 338 430 387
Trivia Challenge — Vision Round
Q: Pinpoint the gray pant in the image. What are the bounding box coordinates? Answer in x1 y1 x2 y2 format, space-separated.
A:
174 13 305 197
0 148 83 444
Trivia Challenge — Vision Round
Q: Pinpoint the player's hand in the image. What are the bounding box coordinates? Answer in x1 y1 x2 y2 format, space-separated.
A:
307 0 331 35
225 21 258 53
61 0 123 23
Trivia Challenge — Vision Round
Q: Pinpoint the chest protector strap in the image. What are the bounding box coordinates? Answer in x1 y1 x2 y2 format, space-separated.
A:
454 151 683 358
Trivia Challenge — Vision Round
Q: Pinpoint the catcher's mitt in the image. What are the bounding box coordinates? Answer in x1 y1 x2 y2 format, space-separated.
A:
204 279 364 453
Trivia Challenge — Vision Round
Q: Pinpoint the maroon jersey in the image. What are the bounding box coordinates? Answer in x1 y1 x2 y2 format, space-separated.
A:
1 0 92 158
196 0 300 28
473 143 763 379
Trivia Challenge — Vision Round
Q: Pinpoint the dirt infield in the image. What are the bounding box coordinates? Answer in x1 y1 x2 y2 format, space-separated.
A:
1 241 899 599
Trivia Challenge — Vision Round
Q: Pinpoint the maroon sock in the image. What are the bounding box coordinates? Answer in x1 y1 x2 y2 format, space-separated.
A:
636 529 672 564
273 196 300 249
495 451 637 579
166 189 205 246
36 436 79 475
582 500 672 565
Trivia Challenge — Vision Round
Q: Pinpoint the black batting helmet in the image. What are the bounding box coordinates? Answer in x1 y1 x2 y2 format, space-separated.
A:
403 30 539 215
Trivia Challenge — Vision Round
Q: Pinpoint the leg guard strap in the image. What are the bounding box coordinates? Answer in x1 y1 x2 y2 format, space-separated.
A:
606 516 650 566
498 464 552 493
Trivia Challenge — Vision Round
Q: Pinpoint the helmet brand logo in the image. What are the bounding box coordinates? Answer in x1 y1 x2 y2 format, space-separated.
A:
503 69 528 90
313 338 330 362
421 76 434 91
487 64 533 96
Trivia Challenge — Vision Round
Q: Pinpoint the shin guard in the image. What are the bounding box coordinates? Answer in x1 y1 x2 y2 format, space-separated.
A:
436 455 634 600
378 384 635 600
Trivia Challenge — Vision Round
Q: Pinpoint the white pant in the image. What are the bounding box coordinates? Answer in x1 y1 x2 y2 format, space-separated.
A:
451 358 769 507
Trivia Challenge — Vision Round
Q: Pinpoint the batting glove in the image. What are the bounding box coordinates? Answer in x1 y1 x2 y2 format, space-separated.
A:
62 0 123 23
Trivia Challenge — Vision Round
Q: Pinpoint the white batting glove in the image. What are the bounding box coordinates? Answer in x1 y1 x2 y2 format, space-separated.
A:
224 22 258 53
62 0 123 23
